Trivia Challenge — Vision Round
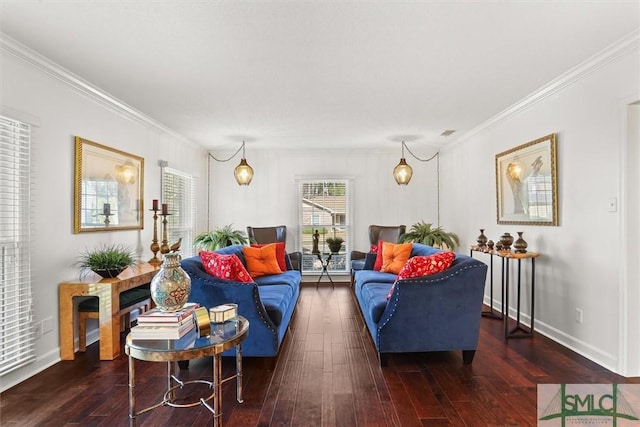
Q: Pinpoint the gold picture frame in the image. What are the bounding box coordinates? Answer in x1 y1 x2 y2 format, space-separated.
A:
74 136 144 233
495 133 558 226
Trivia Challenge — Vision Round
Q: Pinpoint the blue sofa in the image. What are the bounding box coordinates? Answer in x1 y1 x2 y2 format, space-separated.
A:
180 244 301 358
353 243 487 366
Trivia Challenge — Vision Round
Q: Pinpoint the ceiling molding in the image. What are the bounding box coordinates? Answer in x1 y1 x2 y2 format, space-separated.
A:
450 29 640 149
0 33 196 147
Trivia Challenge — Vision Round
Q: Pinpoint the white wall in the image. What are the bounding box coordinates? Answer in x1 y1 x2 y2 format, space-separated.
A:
207 148 440 263
0 47 208 391
440 37 640 375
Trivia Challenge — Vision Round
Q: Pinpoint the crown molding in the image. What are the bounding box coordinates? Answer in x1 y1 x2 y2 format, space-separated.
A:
451 29 640 148
0 33 196 147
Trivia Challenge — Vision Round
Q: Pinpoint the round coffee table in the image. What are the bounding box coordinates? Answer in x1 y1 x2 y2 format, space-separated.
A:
125 316 249 427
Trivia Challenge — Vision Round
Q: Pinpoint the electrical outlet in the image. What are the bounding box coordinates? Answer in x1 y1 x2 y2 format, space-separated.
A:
34 322 42 339
41 316 53 334
608 197 617 212
575 308 584 324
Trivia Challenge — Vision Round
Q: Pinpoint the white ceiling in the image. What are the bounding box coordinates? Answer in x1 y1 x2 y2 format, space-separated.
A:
1 1 639 152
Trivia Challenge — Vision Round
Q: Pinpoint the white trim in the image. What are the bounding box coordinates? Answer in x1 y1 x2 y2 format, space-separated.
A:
451 30 640 149
0 34 196 148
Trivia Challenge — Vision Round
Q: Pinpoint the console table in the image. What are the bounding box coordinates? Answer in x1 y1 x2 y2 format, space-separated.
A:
58 263 160 360
470 246 541 339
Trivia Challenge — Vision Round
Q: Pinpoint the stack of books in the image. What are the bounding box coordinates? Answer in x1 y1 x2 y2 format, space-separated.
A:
130 302 199 339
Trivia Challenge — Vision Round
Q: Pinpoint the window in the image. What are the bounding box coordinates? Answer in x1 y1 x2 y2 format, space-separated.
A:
162 168 196 258
0 115 34 376
297 179 352 274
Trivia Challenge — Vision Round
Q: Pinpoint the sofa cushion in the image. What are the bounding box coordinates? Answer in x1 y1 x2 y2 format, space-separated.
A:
199 251 253 283
359 282 393 324
257 284 295 326
243 245 282 277
253 270 301 289
251 242 288 271
380 242 412 274
386 251 457 299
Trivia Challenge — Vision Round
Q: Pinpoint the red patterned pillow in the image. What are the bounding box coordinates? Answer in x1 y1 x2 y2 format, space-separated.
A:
251 242 287 271
199 251 253 283
370 243 379 253
386 251 456 299
373 240 385 271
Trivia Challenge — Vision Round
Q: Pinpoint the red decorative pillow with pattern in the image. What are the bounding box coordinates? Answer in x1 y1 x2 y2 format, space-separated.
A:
370 243 379 253
251 242 288 271
386 251 456 299
373 240 385 271
199 251 253 283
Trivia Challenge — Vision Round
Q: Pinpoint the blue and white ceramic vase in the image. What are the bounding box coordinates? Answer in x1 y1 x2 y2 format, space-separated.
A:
150 253 191 312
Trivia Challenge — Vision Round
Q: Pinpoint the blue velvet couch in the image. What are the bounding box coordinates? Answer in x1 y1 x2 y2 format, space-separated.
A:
180 244 301 358
353 243 487 365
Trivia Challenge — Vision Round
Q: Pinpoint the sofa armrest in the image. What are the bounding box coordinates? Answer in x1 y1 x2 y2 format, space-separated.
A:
350 250 367 261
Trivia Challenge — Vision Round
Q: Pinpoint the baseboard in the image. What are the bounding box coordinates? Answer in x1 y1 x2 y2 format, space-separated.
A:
0 347 60 393
482 295 620 375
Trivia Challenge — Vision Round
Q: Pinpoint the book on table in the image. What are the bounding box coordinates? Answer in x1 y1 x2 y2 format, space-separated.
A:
130 317 195 340
131 303 199 339
136 302 200 323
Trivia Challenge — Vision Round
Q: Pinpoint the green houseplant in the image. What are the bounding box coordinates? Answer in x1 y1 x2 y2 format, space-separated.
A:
399 221 460 250
76 243 136 278
193 224 249 251
326 237 344 253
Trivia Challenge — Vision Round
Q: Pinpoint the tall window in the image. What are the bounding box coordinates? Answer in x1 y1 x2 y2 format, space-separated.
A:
0 115 34 376
162 168 196 258
297 179 352 274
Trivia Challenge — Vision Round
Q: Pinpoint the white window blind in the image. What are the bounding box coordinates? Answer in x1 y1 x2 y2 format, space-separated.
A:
162 168 196 258
297 179 352 273
0 115 34 376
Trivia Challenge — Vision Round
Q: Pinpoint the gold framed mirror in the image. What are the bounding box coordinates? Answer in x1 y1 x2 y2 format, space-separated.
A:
74 136 144 233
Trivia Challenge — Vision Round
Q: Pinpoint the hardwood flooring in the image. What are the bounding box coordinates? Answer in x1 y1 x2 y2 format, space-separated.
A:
2 283 638 426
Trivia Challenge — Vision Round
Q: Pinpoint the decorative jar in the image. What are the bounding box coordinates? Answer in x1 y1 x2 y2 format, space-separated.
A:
499 233 514 251
514 232 528 253
476 229 488 248
150 253 191 312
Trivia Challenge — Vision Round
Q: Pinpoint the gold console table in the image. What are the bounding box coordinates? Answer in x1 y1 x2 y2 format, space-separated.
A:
58 263 160 360
470 246 541 339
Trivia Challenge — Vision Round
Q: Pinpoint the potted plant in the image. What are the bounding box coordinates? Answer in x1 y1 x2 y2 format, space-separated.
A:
76 243 136 278
193 224 249 251
326 237 344 253
399 221 460 250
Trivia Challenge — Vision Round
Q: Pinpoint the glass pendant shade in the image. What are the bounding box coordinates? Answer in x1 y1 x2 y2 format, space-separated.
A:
234 158 254 185
393 158 413 185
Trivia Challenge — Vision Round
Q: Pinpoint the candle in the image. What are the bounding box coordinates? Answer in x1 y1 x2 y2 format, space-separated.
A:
152 199 159 211
103 203 111 216
161 203 168 215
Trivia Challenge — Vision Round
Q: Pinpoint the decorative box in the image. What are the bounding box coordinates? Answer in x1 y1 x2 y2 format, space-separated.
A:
209 303 238 323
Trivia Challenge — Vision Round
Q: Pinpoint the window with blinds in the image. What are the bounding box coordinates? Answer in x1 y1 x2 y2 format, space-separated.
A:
297 179 352 273
0 115 34 376
162 168 196 258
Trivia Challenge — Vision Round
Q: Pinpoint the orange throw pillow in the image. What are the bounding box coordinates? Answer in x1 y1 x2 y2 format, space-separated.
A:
242 244 283 277
380 242 413 274
251 242 287 271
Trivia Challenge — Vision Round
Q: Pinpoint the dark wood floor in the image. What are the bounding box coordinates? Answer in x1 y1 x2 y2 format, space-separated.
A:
2 283 638 426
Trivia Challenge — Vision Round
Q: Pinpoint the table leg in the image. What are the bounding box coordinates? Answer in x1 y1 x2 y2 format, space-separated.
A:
58 289 76 360
236 344 243 403
531 258 536 334
98 286 120 360
504 257 510 339
167 361 176 402
213 354 222 427
128 355 136 427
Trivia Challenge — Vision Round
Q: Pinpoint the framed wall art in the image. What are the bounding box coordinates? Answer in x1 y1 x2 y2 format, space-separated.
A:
74 136 144 233
495 133 558 226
